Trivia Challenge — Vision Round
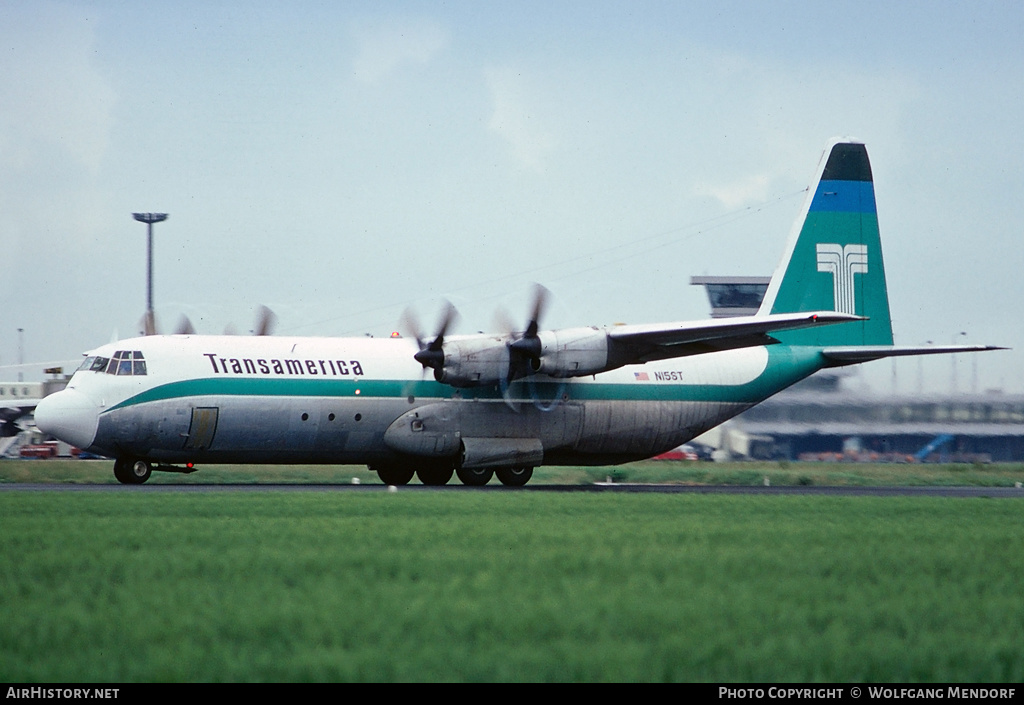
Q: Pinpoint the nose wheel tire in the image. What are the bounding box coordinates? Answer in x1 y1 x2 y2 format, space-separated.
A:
114 457 152 484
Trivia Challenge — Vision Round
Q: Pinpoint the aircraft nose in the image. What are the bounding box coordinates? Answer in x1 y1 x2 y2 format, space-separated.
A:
34 389 99 450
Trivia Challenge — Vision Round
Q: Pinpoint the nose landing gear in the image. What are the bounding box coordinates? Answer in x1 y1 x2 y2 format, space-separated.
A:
113 457 152 484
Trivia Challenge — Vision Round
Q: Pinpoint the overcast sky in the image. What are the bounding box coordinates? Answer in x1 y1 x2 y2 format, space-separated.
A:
2 1 1021 395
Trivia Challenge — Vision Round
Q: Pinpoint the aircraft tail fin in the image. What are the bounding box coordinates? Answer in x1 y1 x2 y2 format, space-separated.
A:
758 139 894 347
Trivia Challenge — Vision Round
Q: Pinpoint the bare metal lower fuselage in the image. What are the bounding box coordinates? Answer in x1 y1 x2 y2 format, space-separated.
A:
91 394 750 467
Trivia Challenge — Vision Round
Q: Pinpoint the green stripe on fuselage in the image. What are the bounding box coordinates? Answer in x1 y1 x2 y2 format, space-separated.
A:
104 346 828 412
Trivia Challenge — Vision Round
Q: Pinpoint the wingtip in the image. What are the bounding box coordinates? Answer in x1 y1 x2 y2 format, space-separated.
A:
807 311 868 323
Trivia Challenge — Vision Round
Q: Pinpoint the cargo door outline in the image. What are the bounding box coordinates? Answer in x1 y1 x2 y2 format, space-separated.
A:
183 407 219 451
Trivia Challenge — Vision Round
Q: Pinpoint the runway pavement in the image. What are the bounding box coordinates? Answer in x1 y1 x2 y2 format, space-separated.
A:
2 482 1023 497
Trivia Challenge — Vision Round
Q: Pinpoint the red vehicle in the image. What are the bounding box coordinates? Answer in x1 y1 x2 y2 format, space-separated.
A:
653 445 699 461
20 443 57 459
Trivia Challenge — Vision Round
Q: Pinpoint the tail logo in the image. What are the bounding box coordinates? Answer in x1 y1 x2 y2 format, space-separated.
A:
816 243 868 315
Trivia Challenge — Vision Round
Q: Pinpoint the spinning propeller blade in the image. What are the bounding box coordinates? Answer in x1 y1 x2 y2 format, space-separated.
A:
254 305 277 336
403 301 459 373
500 284 551 409
507 283 550 374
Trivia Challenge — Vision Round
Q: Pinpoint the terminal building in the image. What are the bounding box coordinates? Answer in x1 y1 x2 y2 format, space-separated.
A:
690 276 1024 462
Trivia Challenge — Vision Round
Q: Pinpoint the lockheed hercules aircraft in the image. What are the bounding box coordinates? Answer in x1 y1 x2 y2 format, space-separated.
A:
35 139 1001 485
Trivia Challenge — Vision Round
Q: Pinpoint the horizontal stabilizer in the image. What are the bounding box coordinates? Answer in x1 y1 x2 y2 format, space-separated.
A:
822 344 1007 366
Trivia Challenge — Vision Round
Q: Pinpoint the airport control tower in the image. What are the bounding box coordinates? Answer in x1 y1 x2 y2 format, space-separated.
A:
690 275 771 318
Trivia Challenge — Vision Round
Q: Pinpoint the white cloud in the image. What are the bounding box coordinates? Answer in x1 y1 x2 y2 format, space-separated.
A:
485 66 555 173
694 174 773 209
0 3 115 173
350 19 448 84
0 0 117 285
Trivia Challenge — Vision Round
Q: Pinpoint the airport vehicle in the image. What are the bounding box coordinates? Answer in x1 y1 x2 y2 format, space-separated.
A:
34 139 1001 485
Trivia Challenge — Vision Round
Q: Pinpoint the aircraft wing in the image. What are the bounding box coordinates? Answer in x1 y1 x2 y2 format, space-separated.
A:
1 398 42 437
606 311 863 364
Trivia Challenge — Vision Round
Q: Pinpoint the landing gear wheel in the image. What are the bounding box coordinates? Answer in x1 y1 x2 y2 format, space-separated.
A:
113 458 130 484
375 466 414 486
496 466 533 487
456 467 494 486
114 457 152 485
417 467 454 486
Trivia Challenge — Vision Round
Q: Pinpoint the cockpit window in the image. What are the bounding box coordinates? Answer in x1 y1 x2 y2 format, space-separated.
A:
82 350 148 376
76 356 114 378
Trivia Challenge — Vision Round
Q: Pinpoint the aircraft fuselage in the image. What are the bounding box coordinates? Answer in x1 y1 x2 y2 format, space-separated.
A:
37 334 824 471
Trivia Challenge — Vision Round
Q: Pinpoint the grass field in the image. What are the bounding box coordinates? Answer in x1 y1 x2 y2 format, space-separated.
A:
2 487 1023 682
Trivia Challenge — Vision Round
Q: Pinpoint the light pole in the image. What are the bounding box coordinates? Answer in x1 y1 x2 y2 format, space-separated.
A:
17 328 23 383
132 213 168 333
917 340 932 394
951 331 967 394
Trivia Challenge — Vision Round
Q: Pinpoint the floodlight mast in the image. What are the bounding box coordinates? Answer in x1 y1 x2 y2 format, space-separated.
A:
132 213 168 330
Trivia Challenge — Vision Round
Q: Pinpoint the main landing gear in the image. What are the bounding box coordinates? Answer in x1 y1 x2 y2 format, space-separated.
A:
455 467 493 486
495 466 533 487
372 465 534 487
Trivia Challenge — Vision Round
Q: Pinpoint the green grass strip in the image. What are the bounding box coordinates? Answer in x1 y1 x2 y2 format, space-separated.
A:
2 492 1022 682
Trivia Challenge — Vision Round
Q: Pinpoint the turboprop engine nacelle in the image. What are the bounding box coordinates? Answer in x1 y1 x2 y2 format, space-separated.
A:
435 336 510 388
531 327 610 378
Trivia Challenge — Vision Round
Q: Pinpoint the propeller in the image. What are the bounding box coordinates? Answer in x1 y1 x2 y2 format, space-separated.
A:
402 301 459 376
506 283 550 378
140 310 196 336
225 305 278 335
141 306 274 336
253 305 277 336
499 284 551 410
